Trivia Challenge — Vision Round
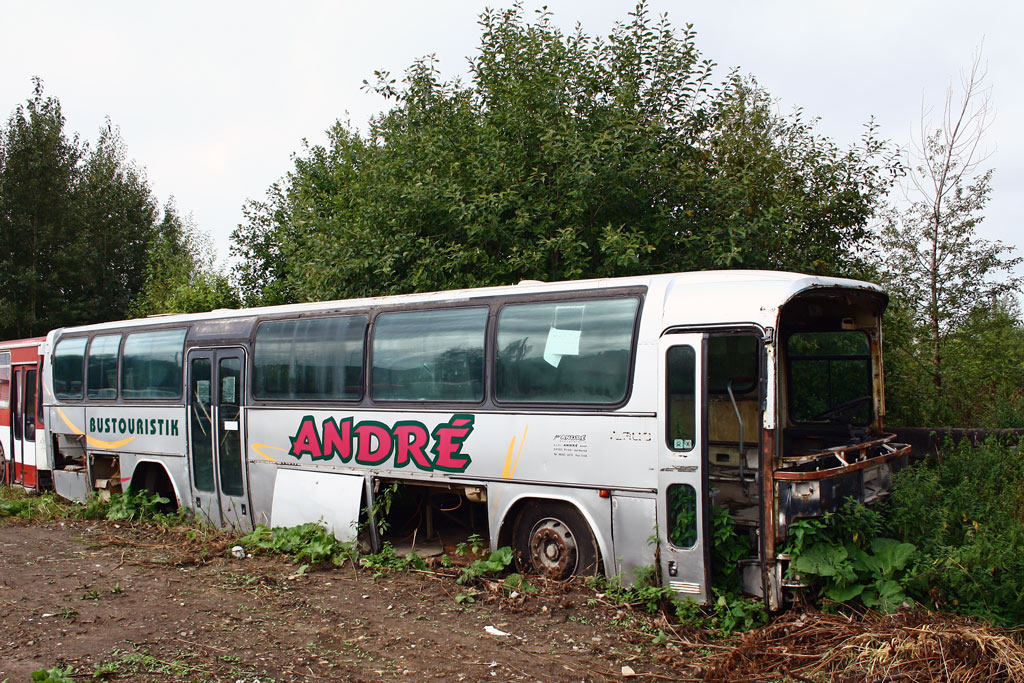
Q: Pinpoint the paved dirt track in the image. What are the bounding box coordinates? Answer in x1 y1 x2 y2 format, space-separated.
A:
0 520 696 682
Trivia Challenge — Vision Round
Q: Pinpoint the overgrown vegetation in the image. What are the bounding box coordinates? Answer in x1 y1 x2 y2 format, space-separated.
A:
785 501 916 612
888 437 1024 626
0 486 184 526
786 437 1024 627
240 522 346 566
581 507 767 635
6 443 1022 634
0 488 71 520
705 507 770 632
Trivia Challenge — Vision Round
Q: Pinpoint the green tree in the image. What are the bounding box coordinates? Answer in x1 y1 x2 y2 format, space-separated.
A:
940 298 1024 427
233 4 897 305
133 201 239 316
0 80 188 337
880 53 1021 424
71 121 159 324
0 79 81 337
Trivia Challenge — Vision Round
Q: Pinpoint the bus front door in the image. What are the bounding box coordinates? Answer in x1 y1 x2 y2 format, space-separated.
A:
187 349 252 531
658 332 710 603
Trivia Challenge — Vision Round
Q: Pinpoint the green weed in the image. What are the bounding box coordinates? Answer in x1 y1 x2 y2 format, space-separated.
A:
30 666 74 683
455 532 485 556
709 506 748 593
92 660 120 678
587 569 675 614
240 522 341 565
77 492 112 519
94 647 202 678
104 487 170 522
366 482 399 536
359 542 428 576
0 488 72 520
456 546 513 584
503 572 538 594
454 592 476 605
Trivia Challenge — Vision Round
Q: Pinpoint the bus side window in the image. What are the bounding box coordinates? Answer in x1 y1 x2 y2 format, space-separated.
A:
667 483 698 547
87 334 122 400
122 329 186 400
24 369 37 441
0 352 9 412
54 338 87 400
496 298 639 404
667 345 696 451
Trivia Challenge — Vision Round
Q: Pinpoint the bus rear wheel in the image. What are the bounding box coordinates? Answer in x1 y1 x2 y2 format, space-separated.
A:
513 501 599 580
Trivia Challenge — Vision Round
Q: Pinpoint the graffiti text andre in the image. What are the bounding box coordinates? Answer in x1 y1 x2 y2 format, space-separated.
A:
289 414 475 473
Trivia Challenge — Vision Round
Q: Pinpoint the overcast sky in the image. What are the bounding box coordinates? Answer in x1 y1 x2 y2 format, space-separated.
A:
2 0 1021 271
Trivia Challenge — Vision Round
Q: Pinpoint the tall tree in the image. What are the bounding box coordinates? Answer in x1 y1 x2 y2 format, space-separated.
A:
880 52 1021 421
133 201 239 316
233 3 897 305
0 79 81 337
0 81 222 337
72 120 159 324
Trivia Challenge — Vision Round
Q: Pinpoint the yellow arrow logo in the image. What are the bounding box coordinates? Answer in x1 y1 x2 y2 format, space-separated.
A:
57 407 136 450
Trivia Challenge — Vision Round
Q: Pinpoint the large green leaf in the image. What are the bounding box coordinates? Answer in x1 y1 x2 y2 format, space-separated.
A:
791 543 848 578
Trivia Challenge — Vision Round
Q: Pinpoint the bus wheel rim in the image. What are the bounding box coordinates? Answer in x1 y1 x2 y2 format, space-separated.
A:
528 517 578 578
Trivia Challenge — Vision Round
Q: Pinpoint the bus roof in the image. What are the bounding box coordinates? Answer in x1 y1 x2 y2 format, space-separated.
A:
46 270 885 338
0 336 45 350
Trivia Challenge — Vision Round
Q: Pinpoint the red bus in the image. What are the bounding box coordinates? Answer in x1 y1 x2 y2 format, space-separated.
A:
0 338 45 488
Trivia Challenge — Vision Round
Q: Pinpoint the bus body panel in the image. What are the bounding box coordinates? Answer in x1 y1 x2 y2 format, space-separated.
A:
118 453 189 506
244 408 659 491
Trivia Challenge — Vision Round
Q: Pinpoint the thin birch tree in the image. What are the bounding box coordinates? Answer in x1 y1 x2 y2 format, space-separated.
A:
881 50 1021 418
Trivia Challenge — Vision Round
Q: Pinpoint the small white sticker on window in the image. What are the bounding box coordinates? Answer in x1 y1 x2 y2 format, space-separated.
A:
674 438 692 450
543 327 581 367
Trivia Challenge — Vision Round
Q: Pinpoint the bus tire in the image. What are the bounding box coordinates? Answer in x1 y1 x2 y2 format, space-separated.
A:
512 501 600 580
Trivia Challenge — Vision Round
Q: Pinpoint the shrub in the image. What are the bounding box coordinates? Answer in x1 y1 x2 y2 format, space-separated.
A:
886 436 1024 626
788 437 1024 626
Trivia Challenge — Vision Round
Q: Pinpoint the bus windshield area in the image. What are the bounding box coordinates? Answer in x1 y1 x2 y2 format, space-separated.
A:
787 331 872 427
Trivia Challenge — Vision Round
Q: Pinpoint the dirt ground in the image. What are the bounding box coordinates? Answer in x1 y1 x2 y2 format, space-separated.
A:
3 518 1023 683
0 519 703 682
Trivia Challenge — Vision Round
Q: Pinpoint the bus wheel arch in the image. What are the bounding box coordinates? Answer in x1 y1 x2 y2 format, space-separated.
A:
506 499 601 580
128 461 180 513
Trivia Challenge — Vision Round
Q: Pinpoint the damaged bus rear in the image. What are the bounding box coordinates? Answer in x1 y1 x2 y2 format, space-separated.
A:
658 271 910 609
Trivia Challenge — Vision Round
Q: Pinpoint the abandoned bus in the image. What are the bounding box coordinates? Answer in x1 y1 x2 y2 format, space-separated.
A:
0 337 45 489
39 271 909 609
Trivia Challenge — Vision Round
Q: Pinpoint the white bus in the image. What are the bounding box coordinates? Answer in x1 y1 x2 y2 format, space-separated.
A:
40 270 908 608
